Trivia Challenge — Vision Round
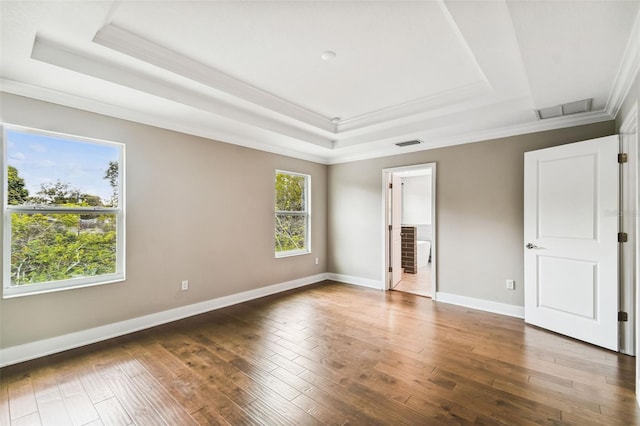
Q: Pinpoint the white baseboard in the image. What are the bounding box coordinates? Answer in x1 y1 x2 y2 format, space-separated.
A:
326 273 383 290
0 273 328 368
435 292 524 319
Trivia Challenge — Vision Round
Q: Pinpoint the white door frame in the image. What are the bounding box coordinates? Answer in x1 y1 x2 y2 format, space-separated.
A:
620 102 638 357
382 163 437 296
619 102 638 403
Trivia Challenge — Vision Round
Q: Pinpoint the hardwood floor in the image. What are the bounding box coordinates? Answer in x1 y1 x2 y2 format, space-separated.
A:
1 280 639 425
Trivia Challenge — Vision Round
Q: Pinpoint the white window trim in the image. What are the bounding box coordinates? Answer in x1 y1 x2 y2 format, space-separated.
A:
2 124 126 298
275 170 311 258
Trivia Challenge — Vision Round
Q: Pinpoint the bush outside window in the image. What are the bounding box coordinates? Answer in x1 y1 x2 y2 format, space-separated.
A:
275 170 310 257
3 125 125 297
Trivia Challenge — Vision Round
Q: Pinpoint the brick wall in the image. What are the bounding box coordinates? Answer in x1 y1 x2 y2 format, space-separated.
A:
401 226 417 274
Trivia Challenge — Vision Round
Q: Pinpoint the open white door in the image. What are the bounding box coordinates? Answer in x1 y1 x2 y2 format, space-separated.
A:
524 135 619 351
391 174 402 287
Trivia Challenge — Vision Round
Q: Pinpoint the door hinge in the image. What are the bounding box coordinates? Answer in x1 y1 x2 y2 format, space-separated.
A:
389 225 392 231
618 311 628 322
388 267 393 273
389 183 393 189
618 232 628 243
618 153 628 163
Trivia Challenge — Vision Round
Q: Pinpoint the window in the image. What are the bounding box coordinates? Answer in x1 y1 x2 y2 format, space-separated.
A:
275 170 310 257
3 125 125 297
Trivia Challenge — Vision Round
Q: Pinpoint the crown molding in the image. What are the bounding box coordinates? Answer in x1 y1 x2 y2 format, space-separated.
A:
31 36 333 149
94 22 494 137
0 79 331 165
93 23 336 133
606 8 640 119
337 80 491 133
2 76 614 167
325 109 614 164
336 0 490 133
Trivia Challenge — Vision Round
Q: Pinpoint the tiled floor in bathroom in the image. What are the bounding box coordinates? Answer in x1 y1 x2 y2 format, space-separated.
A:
393 263 431 297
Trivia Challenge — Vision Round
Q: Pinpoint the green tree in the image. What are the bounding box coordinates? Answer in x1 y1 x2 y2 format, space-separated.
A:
11 212 116 284
29 181 81 205
9 166 118 286
275 173 307 252
7 165 29 205
104 160 119 207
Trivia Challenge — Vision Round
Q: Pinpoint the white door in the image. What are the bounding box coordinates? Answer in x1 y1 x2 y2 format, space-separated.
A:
524 135 619 351
391 174 402 287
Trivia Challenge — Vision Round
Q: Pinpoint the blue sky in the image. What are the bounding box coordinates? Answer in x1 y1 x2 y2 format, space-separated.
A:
6 129 120 203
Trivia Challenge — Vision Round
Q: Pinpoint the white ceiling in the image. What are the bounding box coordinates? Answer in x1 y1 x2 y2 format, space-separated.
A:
1 1 639 164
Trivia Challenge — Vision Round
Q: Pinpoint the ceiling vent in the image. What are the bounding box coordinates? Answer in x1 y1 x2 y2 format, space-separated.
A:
535 98 592 120
395 140 422 147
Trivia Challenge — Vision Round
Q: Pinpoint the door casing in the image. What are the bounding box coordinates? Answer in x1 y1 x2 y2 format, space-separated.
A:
382 163 437 295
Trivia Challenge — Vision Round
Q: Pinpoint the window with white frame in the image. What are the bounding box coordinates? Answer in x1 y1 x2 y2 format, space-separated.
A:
3 125 125 297
275 170 310 257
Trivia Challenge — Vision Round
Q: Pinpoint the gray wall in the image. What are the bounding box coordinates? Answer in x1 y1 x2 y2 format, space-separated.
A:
328 121 615 306
402 175 432 225
0 93 327 349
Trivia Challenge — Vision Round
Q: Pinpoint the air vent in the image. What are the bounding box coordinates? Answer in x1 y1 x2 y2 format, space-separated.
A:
395 140 422 147
535 98 592 120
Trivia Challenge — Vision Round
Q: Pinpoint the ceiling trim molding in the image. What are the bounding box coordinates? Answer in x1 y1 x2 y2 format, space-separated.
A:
2 77 614 167
93 23 336 133
93 22 495 137
337 80 492 133
31 36 333 149
0 79 330 165
606 8 640 119
336 0 491 133
326 109 614 165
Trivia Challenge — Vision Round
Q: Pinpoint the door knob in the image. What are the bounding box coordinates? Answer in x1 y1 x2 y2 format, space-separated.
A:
526 243 540 249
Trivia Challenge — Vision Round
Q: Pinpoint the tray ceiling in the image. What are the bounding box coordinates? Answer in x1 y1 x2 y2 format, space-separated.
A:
1 1 639 164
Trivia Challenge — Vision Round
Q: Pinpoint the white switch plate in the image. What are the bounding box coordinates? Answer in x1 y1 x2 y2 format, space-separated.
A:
506 279 515 290
181 280 189 291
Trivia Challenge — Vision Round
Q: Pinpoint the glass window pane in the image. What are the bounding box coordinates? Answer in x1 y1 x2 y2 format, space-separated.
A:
275 214 307 253
11 212 117 286
6 129 120 207
275 172 306 212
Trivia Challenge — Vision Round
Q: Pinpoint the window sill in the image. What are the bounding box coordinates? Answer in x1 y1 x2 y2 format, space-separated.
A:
275 249 311 259
3 274 125 299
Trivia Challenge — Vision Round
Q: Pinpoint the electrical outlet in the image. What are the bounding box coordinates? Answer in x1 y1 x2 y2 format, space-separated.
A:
315 257 319 265
506 279 515 290
181 280 189 291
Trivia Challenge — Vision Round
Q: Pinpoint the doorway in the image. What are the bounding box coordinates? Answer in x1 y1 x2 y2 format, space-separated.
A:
383 163 436 298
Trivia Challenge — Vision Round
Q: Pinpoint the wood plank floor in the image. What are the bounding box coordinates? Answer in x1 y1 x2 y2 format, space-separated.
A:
1 280 639 425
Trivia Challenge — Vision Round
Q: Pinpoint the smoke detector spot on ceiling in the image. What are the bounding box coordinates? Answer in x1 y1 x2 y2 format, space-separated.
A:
395 140 422 147
321 51 336 61
535 98 592 120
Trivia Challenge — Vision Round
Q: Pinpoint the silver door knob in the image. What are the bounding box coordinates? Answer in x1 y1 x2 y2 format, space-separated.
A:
526 243 539 249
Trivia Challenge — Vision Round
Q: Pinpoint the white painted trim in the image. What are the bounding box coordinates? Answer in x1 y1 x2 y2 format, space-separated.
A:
93 24 334 133
619 104 637 356
435 291 525 319
328 110 614 165
619 101 639 406
17 24 627 168
338 81 491 133
326 273 383 290
606 9 640 118
382 163 437 298
0 273 328 368
30 36 333 149
0 80 329 165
